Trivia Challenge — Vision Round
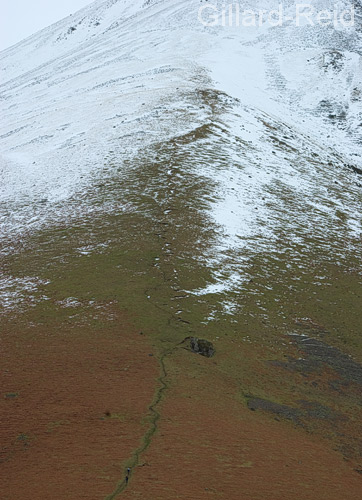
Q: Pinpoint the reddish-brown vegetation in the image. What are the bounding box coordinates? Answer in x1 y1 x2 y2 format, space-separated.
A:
0 314 158 500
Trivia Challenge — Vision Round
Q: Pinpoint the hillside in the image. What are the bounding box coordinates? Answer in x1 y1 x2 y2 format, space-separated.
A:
1 1 362 498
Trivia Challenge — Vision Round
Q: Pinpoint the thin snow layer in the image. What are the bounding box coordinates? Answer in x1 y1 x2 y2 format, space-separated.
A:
0 0 210 242
192 1 362 299
0 275 50 314
1 0 362 312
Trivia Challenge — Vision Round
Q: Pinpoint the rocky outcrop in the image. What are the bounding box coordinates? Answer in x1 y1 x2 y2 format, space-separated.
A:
181 337 215 358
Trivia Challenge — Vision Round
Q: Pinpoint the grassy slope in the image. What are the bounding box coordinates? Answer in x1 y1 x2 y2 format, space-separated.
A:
1 90 362 498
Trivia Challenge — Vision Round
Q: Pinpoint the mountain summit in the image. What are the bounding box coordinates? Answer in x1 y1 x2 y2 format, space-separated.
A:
1 0 361 262
1 2 362 499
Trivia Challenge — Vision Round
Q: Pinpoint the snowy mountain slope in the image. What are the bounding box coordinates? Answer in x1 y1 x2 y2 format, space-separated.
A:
1 0 362 313
0 0 208 239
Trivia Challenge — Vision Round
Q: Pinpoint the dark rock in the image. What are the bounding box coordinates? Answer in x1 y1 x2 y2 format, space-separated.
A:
181 337 215 358
347 163 362 176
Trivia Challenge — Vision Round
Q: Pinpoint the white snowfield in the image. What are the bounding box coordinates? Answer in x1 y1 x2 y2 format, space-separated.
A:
0 0 362 311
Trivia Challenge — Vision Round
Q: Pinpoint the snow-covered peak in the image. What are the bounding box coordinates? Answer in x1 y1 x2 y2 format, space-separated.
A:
1 0 362 311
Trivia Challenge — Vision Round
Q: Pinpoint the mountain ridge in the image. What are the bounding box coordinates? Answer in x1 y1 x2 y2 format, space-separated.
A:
1 0 362 308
